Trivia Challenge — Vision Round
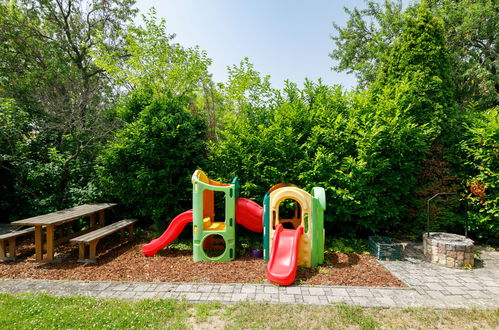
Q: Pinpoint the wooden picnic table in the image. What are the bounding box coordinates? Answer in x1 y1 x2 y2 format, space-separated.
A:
11 203 116 262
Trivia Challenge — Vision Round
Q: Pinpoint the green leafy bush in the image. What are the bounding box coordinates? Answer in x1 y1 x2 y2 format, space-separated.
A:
208 81 434 236
461 107 499 243
0 98 28 220
1 99 100 220
96 93 206 232
327 238 369 254
300 88 434 235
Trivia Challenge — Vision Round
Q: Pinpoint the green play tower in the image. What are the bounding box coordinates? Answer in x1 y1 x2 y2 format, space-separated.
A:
191 170 238 262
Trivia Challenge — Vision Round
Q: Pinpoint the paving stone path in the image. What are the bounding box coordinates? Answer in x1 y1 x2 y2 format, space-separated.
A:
0 244 497 309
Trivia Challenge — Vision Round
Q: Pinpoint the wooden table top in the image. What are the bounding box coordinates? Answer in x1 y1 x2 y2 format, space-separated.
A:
11 203 117 226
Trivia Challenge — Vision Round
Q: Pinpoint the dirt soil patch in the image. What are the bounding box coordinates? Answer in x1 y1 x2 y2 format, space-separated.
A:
0 236 403 287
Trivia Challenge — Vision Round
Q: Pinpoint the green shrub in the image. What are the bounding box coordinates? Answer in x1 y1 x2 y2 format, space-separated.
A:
208 81 434 236
300 87 434 235
96 93 206 232
461 107 499 243
1 99 100 220
327 238 369 254
0 98 28 220
208 82 314 199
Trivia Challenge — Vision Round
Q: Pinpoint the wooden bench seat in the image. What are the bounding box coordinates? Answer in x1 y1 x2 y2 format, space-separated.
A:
70 219 137 263
0 227 35 260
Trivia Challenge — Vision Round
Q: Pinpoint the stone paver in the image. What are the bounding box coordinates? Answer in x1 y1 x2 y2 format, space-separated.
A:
0 277 496 309
0 244 497 309
379 244 499 309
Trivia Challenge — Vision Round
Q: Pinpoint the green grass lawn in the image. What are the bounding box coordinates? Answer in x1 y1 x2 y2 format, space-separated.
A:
0 293 497 329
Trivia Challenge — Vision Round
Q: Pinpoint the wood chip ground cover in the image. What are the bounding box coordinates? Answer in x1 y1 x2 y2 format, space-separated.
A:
0 237 403 287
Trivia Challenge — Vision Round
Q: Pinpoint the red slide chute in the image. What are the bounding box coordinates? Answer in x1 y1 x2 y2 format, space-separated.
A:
235 198 263 233
142 209 192 256
266 224 303 286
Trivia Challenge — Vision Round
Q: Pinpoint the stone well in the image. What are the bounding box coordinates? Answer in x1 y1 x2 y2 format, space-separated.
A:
423 232 474 268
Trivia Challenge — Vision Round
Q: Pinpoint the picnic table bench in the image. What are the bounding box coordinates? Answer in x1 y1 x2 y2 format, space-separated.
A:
11 203 116 262
0 227 35 260
71 218 137 263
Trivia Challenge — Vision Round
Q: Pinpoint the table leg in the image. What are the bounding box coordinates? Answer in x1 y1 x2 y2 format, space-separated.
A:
78 244 85 260
98 211 105 226
8 238 16 259
0 240 6 258
90 214 96 227
34 226 43 262
46 225 55 261
89 241 98 261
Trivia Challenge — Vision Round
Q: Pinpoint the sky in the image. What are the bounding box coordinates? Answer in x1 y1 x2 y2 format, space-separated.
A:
134 1 369 90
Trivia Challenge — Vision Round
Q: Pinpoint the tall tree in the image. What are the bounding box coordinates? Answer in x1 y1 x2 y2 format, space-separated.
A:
371 3 466 234
218 57 278 129
373 2 456 128
330 0 498 109
92 8 212 98
330 0 404 89
0 0 137 218
0 0 136 128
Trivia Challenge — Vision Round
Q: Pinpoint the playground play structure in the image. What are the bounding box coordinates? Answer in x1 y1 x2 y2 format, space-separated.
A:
142 170 325 286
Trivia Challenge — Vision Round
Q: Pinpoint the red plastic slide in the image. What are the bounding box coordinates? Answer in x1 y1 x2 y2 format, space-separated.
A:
266 224 304 286
142 209 193 256
235 198 263 233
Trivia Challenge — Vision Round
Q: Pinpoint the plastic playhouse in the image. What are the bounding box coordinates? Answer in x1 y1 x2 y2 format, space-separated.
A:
142 170 325 286
142 170 263 260
263 184 326 285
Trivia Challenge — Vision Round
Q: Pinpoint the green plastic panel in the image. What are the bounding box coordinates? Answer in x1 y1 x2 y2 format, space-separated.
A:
262 191 270 261
231 177 240 199
192 173 236 262
311 187 326 266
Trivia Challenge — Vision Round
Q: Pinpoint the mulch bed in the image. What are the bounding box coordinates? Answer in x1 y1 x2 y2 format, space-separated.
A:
0 236 403 287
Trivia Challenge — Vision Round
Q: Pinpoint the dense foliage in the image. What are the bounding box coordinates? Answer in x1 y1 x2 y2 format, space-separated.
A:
209 82 434 235
461 107 499 243
331 0 498 110
0 0 135 218
92 8 212 98
372 4 456 128
1 0 496 242
96 93 206 231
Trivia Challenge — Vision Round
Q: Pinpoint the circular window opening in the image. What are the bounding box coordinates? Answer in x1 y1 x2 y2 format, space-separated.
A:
202 234 226 258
